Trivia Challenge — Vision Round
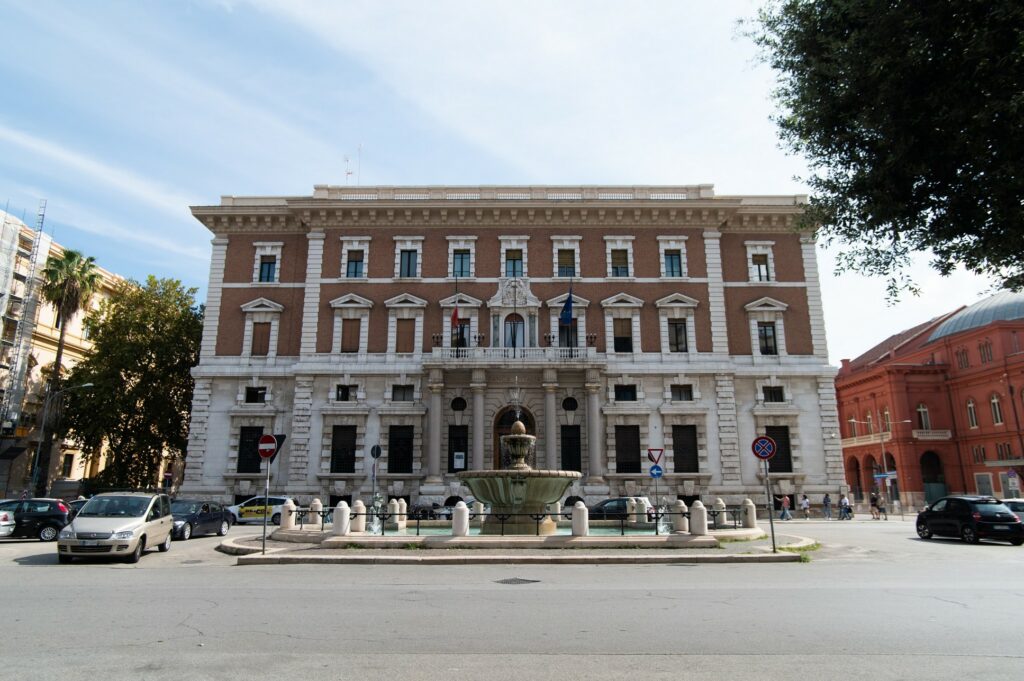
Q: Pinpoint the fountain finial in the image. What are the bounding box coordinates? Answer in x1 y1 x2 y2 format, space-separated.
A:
511 420 526 435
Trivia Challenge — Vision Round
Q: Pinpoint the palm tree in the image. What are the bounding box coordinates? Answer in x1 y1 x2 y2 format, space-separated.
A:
32 250 100 496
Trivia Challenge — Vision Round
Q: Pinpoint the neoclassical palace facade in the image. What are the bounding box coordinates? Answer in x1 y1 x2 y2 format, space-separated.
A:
181 185 844 506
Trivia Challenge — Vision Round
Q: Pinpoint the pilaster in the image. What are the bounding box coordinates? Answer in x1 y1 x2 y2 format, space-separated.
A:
181 377 212 491
288 376 316 492
715 373 741 485
300 231 326 357
800 235 830 359
199 237 229 360
703 230 729 354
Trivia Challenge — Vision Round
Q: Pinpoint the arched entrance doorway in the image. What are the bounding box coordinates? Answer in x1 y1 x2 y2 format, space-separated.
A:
864 455 879 495
920 451 946 503
846 456 862 500
493 406 536 469
883 452 900 502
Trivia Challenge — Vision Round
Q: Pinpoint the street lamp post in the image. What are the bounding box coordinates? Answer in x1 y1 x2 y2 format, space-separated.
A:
851 416 912 519
29 382 93 497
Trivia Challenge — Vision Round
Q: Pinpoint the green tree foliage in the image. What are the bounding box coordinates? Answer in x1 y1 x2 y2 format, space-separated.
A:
34 250 100 496
751 1 1024 296
59 277 202 491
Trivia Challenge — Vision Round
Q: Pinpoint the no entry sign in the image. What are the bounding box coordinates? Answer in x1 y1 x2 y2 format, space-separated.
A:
751 436 777 461
258 434 278 459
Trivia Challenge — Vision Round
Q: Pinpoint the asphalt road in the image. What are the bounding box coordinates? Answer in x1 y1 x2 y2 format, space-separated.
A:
1 519 1021 680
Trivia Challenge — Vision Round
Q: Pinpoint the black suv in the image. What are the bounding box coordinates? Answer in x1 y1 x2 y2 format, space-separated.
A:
916 495 1024 545
0 498 73 541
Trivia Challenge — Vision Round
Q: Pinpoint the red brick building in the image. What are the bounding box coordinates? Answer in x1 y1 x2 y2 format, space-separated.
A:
837 291 1024 509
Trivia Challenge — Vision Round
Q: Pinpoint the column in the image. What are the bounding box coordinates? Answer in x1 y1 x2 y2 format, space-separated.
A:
426 378 443 482
299 231 326 357
180 377 212 493
544 384 558 470
586 378 605 480
471 369 486 470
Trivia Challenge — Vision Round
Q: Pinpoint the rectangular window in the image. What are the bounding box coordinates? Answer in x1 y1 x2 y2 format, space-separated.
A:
758 322 778 355
396 318 416 353
330 425 357 474
766 426 793 473
992 398 1004 425
615 425 641 474
346 250 364 278
560 425 581 472
61 454 74 478
672 425 699 473
505 249 523 277
664 250 682 277
251 322 271 356
614 384 637 402
258 256 276 283
610 249 630 277
237 426 264 474
668 320 688 352
452 320 470 348
452 250 471 278
399 250 418 278
388 425 414 474
671 384 693 401
392 385 414 402
752 253 771 281
244 387 267 404
557 249 576 277
335 385 356 402
967 401 978 428
975 473 994 496
613 318 633 353
762 386 785 403
340 318 361 353
559 319 578 348
447 425 469 473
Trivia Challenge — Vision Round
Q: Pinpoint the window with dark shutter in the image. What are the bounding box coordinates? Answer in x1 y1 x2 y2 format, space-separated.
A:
330 426 357 473
396 319 416 353
447 425 469 472
613 318 633 352
560 425 581 472
388 426 414 474
766 426 793 473
251 322 271 356
237 426 264 473
615 425 641 473
672 425 699 473
340 318 361 353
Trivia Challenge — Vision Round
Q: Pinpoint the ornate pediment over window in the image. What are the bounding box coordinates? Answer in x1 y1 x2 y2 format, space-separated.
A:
240 297 284 313
600 292 644 308
655 293 699 309
384 293 428 308
329 293 373 309
439 292 483 309
487 277 541 309
743 296 788 313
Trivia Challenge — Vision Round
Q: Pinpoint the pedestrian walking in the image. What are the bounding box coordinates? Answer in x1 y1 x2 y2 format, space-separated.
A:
877 495 888 520
839 494 852 520
822 493 832 520
869 492 880 520
800 494 811 520
775 495 793 520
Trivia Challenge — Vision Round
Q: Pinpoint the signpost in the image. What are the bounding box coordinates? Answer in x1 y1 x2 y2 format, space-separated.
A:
751 435 778 553
1009 469 1020 493
258 434 281 555
647 448 664 515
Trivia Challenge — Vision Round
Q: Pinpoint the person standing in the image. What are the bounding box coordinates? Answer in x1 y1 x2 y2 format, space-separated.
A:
869 492 880 520
800 494 811 519
877 494 888 520
822 493 833 520
775 494 793 520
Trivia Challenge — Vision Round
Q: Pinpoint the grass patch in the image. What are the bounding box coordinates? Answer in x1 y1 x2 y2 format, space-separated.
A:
779 541 821 561
717 534 766 544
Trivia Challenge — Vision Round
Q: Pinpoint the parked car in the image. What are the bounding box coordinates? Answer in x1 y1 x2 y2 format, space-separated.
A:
0 507 14 538
57 492 174 563
0 498 72 541
588 497 655 521
227 496 294 525
67 498 89 519
409 501 443 520
916 495 1024 545
1002 498 1024 520
171 499 232 539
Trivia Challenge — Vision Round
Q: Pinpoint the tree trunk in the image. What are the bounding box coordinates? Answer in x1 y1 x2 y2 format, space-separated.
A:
33 323 68 497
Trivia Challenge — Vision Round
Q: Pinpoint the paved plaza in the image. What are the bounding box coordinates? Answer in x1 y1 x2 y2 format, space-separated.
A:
1 519 1021 680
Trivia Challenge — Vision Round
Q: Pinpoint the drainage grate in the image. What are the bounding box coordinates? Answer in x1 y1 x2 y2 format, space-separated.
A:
495 577 540 585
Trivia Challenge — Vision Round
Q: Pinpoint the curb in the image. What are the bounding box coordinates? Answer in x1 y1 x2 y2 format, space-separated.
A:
236 552 800 566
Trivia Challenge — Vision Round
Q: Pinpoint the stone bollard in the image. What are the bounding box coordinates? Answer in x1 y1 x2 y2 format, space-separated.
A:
333 501 351 536
714 498 727 529
280 500 296 530
309 498 323 529
351 500 367 533
637 498 652 525
689 500 708 536
386 498 400 530
673 499 689 533
552 501 562 520
742 498 758 528
397 499 408 529
626 498 637 526
452 501 470 536
472 500 485 525
571 501 589 536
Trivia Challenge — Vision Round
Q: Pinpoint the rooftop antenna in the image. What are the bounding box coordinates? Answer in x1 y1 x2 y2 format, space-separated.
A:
344 156 353 186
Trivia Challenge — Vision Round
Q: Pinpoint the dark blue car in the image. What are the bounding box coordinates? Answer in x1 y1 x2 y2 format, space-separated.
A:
170 499 232 540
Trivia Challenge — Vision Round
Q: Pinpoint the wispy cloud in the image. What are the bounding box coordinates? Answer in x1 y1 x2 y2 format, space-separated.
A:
0 122 198 222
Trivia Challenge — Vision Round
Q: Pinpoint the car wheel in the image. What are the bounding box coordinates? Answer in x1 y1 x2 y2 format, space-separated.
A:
271 513 281 526
38 525 59 542
916 521 932 539
126 537 145 564
1010 538 1023 546
217 520 229 536
158 533 171 552
58 554 72 564
181 523 192 540
961 525 979 544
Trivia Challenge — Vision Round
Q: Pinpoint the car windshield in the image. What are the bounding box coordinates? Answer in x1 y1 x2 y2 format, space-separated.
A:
77 496 149 517
171 501 200 514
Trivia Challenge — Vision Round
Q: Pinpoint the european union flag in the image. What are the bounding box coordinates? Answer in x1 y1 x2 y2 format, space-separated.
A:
559 288 573 326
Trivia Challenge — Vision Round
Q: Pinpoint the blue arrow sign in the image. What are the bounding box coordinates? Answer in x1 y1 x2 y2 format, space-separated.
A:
649 464 663 479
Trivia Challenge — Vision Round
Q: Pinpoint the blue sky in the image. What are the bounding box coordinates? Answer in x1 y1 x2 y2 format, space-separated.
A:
0 0 993 363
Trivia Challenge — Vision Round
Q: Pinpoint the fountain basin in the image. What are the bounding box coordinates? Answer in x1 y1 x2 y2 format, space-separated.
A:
457 469 581 535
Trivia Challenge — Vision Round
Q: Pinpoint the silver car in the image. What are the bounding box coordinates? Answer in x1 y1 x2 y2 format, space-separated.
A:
0 506 14 538
57 493 173 564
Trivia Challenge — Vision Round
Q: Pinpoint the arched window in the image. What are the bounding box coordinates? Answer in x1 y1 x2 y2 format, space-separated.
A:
916 403 931 431
848 417 858 438
966 399 978 428
991 394 1004 425
503 313 525 348
882 407 892 432
865 413 874 435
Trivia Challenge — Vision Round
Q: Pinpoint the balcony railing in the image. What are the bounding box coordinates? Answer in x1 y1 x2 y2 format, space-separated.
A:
912 429 952 441
429 346 598 362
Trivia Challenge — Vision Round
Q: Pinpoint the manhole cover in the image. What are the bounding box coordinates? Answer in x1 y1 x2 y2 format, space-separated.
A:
495 577 540 585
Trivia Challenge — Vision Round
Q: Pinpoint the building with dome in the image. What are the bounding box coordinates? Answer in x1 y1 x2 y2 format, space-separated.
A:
181 184 845 509
836 291 1024 509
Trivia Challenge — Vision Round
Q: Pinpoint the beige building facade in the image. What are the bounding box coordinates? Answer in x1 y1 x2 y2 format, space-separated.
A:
182 185 844 507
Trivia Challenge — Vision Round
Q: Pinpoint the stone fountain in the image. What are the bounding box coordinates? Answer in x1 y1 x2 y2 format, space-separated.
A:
457 419 582 535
